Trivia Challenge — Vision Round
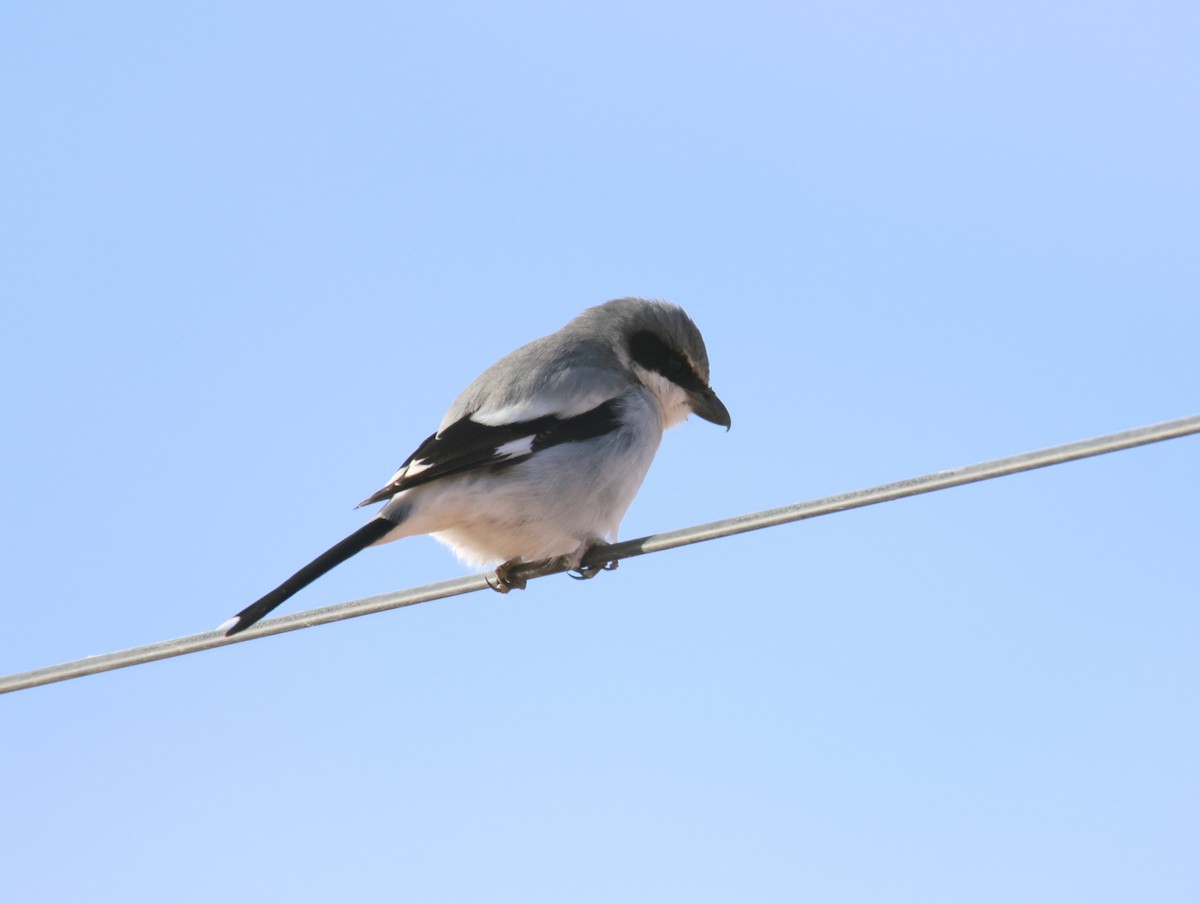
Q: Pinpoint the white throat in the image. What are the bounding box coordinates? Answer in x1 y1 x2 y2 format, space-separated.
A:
633 364 694 429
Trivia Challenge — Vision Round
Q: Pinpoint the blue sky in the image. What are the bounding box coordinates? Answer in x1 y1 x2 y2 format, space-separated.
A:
2 2 1197 901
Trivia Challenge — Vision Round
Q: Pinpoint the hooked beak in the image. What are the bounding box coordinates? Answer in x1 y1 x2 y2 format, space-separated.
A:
688 386 732 430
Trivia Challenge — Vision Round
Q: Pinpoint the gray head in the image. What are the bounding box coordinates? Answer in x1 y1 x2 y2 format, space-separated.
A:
574 298 731 430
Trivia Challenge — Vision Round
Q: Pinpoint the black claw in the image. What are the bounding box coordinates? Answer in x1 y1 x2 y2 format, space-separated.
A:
567 558 618 581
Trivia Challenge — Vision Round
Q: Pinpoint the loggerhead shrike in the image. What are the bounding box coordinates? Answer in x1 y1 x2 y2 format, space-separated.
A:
222 297 730 636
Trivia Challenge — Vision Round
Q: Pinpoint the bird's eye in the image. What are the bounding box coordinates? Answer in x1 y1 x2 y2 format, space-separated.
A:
628 329 702 389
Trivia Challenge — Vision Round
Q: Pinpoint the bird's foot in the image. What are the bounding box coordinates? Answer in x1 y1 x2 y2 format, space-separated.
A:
564 540 619 581
487 559 528 593
487 542 619 592
568 559 619 580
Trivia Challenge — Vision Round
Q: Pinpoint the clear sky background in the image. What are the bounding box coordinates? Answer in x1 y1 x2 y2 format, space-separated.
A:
2 3 1197 901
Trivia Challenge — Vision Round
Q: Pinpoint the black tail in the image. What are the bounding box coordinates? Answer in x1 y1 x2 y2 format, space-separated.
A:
223 518 396 636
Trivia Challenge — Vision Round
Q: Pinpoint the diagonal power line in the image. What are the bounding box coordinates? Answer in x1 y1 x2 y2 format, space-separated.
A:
2 414 1198 695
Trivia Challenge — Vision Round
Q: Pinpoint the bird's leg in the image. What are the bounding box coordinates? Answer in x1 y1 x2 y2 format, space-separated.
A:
487 558 528 593
564 539 619 581
488 556 577 592
486 541 619 592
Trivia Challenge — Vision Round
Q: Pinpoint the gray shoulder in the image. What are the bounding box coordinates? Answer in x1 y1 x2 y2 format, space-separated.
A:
441 331 630 429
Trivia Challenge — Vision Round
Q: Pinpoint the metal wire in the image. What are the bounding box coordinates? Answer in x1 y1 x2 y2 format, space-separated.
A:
3 414 1198 695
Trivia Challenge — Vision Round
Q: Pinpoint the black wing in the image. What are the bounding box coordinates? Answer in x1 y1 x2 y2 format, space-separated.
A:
357 397 624 507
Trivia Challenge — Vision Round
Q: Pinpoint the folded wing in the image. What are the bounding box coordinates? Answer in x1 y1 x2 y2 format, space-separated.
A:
358 396 625 507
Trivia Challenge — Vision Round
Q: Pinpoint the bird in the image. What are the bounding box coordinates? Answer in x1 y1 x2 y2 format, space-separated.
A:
221 297 731 636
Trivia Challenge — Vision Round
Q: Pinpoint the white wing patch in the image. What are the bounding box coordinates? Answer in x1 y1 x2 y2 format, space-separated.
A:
494 435 535 459
404 458 434 478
